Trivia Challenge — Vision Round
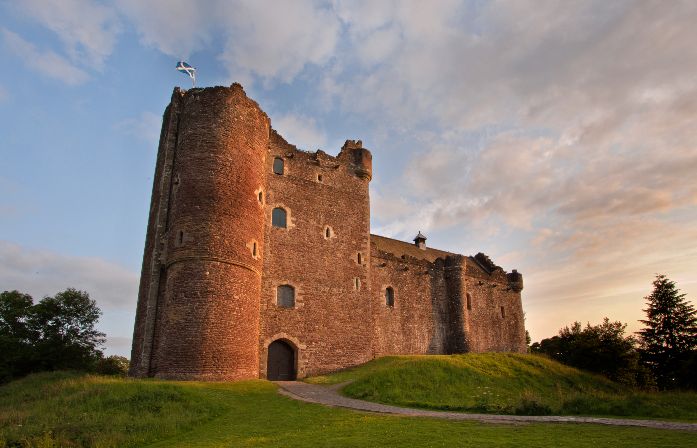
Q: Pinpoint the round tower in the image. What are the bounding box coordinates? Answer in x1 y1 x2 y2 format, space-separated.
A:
152 84 269 380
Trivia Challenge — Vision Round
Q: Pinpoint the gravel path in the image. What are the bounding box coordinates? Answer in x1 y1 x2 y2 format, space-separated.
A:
276 381 697 432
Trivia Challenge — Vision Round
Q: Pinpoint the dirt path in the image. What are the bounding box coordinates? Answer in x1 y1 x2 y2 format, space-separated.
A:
276 381 697 432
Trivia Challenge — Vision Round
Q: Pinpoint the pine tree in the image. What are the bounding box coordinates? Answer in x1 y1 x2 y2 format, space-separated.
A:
638 275 697 389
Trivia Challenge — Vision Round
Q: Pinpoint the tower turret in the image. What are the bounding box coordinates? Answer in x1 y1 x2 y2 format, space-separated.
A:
130 84 270 380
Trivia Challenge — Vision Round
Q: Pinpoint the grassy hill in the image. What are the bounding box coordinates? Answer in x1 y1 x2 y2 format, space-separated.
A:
1 369 696 447
307 353 697 420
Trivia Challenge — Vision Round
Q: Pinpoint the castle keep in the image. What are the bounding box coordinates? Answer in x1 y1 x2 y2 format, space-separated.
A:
129 84 526 381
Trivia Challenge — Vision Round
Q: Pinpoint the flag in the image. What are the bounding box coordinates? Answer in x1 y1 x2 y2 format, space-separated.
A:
176 61 196 85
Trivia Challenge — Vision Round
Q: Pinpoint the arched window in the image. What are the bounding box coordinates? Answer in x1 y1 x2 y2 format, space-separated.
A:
272 208 287 228
277 285 295 308
385 287 395 307
273 157 284 175
466 293 472 310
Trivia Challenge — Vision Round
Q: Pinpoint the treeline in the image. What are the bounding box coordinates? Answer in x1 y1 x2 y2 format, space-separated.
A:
531 275 697 390
0 288 128 383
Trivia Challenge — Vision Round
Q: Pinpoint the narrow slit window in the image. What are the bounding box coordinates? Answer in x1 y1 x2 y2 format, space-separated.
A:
272 208 287 228
324 226 333 239
385 287 395 307
317 174 323 182
258 191 263 203
466 293 472 310
355 277 361 290
178 230 184 245
273 157 284 175
500 306 505 318
357 253 362 264
277 285 295 308
252 242 257 257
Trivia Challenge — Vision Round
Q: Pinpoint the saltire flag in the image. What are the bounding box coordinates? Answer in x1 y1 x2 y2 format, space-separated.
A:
176 61 196 86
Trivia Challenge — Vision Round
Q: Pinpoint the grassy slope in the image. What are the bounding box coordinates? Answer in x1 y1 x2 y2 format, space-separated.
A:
307 353 697 420
1 372 695 447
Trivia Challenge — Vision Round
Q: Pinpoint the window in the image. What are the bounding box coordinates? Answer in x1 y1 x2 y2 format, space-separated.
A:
277 285 295 308
317 174 323 182
272 208 287 228
500 306 505 318
385 287 395 307
178 230 184 245
258 191 263 203
357 253 362 264
466 293 472 310
252 242 257 257
355 277 361 290
324 226 334 239
273 157 284 175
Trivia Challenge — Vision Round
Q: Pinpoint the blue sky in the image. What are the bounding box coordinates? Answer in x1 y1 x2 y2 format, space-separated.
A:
1 0 696 356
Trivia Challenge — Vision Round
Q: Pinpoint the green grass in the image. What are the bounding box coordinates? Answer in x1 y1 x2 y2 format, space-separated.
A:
307 354 697 421
1 371 696 447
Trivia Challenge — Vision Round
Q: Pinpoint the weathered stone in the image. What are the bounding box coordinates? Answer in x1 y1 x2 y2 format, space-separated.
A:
129 84 526 381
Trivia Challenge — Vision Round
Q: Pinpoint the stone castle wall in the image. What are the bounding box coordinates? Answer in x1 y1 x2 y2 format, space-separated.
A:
130 84 527 381
258 133 374 378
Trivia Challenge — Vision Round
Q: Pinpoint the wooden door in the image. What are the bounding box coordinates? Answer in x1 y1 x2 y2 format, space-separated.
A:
267 340 296 380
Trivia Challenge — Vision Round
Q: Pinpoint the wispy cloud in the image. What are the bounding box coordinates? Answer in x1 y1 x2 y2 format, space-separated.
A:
16 0 120 70
0 241 138 310
116 0 339 84
114 111 162 145
272 113 328 152
1 28 89 85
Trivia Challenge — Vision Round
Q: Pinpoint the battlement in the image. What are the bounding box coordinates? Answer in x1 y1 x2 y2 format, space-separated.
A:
130 83 526 381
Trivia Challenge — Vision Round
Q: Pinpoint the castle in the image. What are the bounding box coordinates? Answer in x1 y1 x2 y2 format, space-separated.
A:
129 84 526 381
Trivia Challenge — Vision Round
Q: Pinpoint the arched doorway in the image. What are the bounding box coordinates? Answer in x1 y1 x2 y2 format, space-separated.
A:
267 339 296 380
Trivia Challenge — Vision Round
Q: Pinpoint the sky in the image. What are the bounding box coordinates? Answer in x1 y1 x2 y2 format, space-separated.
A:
1 0 695 357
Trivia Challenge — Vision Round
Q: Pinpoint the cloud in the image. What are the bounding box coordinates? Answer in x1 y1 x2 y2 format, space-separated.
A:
1 29 89 85
220 0 340 83
104 335 132 357
114 111 162 145
272 114 328 151
16 0 120 69
116 0 340 84
0 241 139 310
115 0 210 57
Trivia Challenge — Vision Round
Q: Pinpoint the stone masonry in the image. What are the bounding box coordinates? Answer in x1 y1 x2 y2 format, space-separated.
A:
129 84 526 381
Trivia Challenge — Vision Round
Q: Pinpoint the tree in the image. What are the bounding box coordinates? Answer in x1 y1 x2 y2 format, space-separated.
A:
29 288 106 372
531 318 651 387
0 288 107 382
638 275 697 389
0 291 35 381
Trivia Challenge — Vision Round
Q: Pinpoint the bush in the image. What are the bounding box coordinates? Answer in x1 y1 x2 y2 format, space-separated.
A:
94 356 130 376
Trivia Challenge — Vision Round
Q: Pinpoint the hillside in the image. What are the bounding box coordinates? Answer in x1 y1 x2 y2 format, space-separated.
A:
1 370 696 447
307 353 697 419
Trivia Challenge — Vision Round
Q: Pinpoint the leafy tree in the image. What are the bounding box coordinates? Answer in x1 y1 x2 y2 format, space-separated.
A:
531 318 651 387
0 291 35 381
0 288 107 382
29 288 106 372
637 275 697 389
